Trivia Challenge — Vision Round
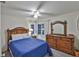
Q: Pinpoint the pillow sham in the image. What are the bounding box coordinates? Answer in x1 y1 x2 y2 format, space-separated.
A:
11 33 30 41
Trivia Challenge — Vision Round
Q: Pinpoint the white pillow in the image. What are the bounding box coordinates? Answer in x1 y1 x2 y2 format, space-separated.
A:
11 33 30 41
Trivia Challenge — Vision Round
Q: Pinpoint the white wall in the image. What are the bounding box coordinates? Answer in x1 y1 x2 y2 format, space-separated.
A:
50 11 79 49
6 15 28 29
1 4 7 52
0 8 1 56
1 5 29 52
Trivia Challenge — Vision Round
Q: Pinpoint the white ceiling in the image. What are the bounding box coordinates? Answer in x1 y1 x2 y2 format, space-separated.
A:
2 1 79 19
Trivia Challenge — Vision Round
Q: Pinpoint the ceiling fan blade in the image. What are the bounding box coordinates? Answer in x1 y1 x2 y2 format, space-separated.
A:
0 1 6 4
26 15 33 17
7 6 32 12
36 1 46 10
40 12 55 16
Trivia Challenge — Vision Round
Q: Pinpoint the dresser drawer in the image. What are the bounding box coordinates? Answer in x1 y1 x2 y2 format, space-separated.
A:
46 36 53 39
57 44 72 50
59 39 73 45
61 41 72 46
47 38 56 43
47 41 56 48
57 46 73 54
53 36 60 40
62 38 72 41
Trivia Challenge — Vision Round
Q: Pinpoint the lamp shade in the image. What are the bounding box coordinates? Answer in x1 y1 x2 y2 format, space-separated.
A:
29 29 33 32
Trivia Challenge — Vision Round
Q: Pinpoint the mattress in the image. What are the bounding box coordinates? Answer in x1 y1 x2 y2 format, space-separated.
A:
9 38 53 57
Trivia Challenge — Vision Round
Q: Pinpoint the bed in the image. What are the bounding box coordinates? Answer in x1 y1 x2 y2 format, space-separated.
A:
7 27 53 57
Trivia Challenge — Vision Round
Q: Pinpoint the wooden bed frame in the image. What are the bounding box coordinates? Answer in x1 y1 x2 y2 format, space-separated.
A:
7 27 29 51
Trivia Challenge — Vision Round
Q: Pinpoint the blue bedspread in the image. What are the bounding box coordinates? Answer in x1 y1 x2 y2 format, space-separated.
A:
9 38 53 57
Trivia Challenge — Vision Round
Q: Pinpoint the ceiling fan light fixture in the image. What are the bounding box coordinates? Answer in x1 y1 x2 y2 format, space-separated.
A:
33 11 40 19
36 11 39 15
34 14 38 19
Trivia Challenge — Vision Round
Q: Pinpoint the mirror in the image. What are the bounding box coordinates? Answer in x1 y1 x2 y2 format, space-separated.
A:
53 24 64 34
51 21 67 36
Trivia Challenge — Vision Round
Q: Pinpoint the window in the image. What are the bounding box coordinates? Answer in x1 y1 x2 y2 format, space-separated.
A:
30 24 45 35
31 24 34 34
38 24 44 35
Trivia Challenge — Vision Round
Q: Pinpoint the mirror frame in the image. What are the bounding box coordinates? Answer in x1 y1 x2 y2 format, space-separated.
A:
51 21 67 36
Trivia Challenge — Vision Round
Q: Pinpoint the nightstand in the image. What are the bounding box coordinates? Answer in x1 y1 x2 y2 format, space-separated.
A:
32 35 37 38
74 49 79 57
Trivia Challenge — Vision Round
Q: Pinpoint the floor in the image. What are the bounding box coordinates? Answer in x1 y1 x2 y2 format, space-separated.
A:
2 48 73 57
2 50 11 57
51 48 73 57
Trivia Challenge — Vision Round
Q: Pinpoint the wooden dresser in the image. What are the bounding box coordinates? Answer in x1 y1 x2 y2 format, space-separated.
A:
46 34 75 55
46 21 75 55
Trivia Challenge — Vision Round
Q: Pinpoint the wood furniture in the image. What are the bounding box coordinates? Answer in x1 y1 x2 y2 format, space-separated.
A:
46 21 75 55
74 49 79 56
46 34 74 55
7 27 29 51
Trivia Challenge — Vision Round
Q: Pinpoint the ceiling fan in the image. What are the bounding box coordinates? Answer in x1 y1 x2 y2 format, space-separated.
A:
0 1 6 4
2 1 54 19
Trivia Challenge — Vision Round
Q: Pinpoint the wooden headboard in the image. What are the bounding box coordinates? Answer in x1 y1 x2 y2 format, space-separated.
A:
7 27 29 41
51 21 67 36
